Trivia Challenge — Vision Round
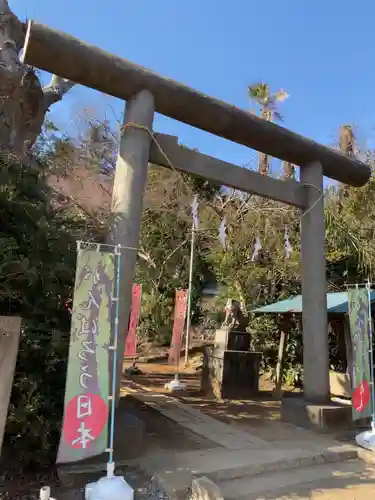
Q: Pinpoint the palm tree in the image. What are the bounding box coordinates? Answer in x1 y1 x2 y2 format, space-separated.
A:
248 83 289 176
338 125 356 205
282 161 295 180
324 125 375 280
339 125 355 158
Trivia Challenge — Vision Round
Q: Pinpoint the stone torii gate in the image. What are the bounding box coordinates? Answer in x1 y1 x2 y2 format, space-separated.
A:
22 22 371 406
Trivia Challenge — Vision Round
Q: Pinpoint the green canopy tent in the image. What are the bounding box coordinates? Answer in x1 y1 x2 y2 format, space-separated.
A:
251 291 375 398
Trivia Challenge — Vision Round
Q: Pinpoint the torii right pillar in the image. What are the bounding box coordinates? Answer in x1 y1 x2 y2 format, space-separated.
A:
300 161 330 403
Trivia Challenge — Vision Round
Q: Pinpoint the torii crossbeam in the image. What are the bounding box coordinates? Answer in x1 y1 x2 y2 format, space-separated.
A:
22 21 371 405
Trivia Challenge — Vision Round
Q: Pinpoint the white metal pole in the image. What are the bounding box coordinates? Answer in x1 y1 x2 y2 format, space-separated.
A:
366 278 375 431
185 224 195 366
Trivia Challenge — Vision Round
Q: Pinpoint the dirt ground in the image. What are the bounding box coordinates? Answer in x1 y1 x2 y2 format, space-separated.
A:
122 357 375 500
3 354 363 499
123 352 359 447
0 353 360 499
122 355 311 444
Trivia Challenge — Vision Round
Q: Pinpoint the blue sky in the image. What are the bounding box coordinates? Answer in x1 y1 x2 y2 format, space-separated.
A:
12 0 375 174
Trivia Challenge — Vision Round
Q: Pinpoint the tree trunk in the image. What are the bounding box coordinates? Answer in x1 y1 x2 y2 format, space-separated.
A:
338 125 355 207
339 125 355 158
259 153 269 176
282 161 295 180
0 1 73 155
258 108 272 175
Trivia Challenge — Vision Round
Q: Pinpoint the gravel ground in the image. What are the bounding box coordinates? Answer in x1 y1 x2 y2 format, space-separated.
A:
122 466 170 500
0 466 171 500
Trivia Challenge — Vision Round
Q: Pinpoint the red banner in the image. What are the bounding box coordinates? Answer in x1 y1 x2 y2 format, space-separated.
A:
124 284 142 357
169 289 188 364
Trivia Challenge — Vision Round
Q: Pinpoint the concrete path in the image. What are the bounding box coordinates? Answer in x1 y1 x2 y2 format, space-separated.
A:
123 381 353 451
125 385 268 449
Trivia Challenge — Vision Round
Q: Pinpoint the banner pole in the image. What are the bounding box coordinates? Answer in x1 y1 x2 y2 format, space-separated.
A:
367 278 375 431
176 291 181 378
107 245 121 477
184 224 195 366
176 345 180 378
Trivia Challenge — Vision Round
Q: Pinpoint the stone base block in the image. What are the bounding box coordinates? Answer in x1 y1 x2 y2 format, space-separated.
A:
281 396 352 433
201 347 261 400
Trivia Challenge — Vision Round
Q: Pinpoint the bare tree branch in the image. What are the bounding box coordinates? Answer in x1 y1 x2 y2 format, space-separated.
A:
0 1 74 152
138 247 157 269
42 75 75 110
207 201 222 218
50 185 105 223
156 238 189 285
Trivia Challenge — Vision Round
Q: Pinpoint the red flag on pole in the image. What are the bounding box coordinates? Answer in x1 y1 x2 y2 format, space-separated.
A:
169 289 188 364
124 284 142 357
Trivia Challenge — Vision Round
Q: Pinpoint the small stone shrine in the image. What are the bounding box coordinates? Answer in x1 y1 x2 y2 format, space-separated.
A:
202 299 262 399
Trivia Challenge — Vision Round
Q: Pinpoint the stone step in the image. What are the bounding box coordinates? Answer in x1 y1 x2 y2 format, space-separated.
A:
218 459 372 499
144 444 358 499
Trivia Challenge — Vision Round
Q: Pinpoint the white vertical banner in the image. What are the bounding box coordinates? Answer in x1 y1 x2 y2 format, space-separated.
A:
219 217 227 249
191 195 199 230
284 228 293 258
251 236 262 261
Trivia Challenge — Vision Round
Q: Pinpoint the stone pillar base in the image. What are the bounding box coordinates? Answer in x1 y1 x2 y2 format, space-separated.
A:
201 346 261 400
281 395 352 433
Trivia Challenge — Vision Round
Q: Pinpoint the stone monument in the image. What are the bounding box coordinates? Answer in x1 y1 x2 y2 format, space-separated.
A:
202 299 261 399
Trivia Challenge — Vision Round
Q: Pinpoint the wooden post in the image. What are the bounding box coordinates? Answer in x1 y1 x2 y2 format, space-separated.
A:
108 90 155 404
0 316 21 455
300 161 330 403
273 329 289 400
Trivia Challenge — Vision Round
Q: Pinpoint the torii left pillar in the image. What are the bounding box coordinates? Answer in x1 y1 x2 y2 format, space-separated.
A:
108 90 155 404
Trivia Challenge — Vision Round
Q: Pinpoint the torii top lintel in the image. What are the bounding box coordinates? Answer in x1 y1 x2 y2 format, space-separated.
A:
22 21 370 187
